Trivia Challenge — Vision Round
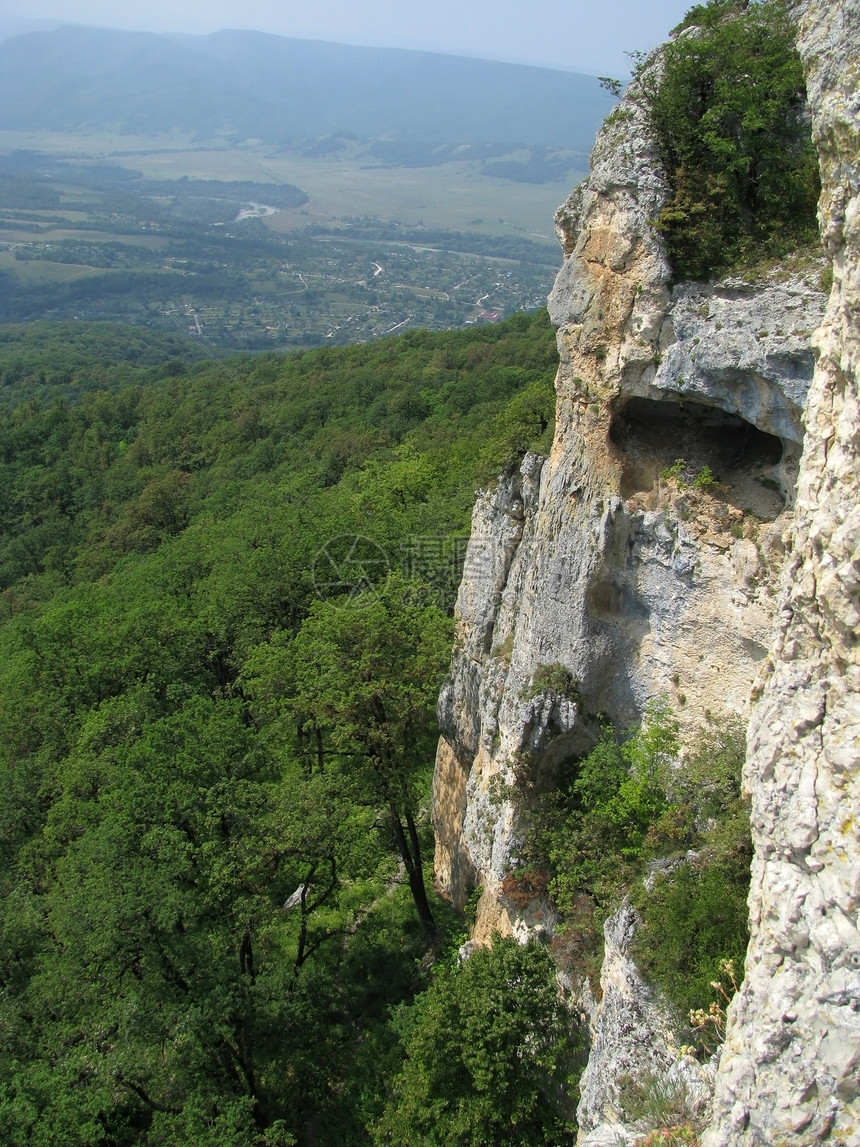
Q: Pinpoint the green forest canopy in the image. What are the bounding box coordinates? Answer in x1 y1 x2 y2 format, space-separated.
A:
0 0 814 1131
0 311 563 1146
0 306 754 1143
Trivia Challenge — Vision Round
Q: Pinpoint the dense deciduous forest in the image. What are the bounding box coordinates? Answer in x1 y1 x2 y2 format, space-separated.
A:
0 312 572 1145
0 307 755 1146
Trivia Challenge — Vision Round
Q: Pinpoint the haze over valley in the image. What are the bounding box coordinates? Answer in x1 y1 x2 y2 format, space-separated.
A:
0 25 615 349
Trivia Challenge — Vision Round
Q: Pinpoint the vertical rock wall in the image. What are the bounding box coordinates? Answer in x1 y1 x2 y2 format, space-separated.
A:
432 2 846 1137
433 37 825 940
706 1 860 1142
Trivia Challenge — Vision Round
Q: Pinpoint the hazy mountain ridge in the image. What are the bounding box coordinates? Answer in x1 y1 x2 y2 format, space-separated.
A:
0 24 602 345
0 25 613 150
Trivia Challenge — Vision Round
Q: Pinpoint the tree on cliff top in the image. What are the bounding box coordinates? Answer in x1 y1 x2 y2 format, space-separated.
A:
651 0 820 279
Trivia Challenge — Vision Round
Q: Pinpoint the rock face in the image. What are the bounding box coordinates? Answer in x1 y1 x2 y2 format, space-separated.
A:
704 2 860 1143
432 48 825 911
431 13 836 1139
576 905 716 1143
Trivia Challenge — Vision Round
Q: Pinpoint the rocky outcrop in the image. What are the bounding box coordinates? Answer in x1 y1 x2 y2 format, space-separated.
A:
432 39 826 916
431 14 834 1139
704 2 860 1142
576 905 716 1143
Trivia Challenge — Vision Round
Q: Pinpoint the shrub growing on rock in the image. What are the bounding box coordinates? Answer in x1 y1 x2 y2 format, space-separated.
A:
651 0 820 280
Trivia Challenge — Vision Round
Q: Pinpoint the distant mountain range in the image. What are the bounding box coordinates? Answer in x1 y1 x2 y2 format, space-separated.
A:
0 25 614 151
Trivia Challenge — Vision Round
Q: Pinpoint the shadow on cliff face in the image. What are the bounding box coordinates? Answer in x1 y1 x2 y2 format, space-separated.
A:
609 396 786 519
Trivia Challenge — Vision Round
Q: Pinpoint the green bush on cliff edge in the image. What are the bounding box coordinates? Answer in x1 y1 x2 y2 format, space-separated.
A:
651 0 820 280
519 705 751 1031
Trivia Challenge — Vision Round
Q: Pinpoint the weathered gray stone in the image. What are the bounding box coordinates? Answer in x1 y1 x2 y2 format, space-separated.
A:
575 904 719 1142
576 906 678 1133
432 1 856 1139
433 30 826 947
653 277 821 445
704 1 860 1143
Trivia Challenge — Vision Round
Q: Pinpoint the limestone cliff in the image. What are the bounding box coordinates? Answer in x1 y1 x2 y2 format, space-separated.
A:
705 1 860 1142
432 47 825 912
430 2 848 1138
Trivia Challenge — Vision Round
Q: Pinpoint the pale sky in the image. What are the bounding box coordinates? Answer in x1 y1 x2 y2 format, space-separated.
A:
0 0 694 77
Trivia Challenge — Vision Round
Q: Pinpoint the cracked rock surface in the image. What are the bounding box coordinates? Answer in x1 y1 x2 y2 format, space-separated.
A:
432 28 825 943
705 2 860 1142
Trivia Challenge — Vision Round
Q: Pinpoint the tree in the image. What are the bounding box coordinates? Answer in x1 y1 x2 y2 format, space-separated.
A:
0 682 378 1145
651 0 820 279
0 311 562 1138
288 575 452 946
535 699 678 914
373 936 577 1146
598 76 623 99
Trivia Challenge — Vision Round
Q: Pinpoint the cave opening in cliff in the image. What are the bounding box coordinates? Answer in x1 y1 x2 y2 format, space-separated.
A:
609 396 786 518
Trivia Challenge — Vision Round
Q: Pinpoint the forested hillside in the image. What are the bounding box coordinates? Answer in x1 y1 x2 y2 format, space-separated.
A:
0 1 833 1142
0 311 576 1145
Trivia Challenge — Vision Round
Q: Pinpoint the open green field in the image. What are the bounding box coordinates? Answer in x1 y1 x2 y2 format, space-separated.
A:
0 252 106 284
131 148 582 242
0 131 584 242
